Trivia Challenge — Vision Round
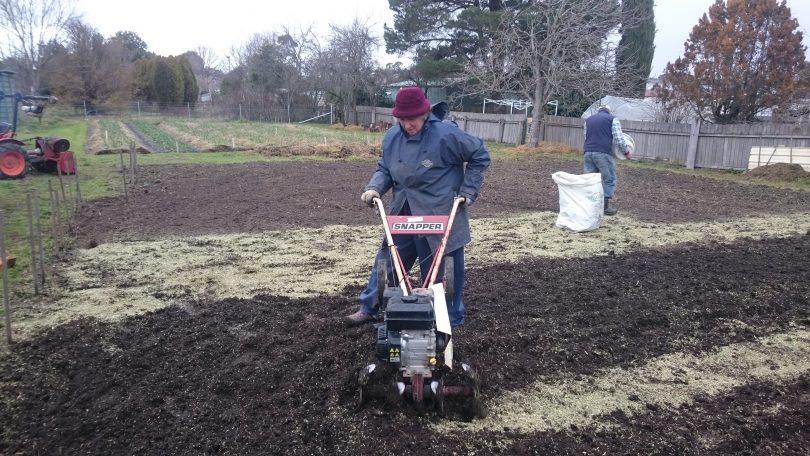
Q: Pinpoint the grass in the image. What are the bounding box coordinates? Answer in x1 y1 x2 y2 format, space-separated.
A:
158 118 386 149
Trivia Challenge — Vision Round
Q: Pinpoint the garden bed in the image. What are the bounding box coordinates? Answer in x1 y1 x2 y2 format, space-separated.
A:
2 158 809 455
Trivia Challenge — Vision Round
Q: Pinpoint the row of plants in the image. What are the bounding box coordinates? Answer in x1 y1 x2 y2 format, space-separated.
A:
159 118 385 148
129 119 196 152
97 118 131 149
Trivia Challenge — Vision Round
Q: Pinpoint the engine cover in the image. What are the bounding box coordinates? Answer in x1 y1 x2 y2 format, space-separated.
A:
375 293 438 376
385 294 434 331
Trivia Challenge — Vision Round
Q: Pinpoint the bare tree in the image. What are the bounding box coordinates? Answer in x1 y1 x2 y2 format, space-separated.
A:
47 19 133 106
464 0 626 146
277 26 319 121
317 18 380 125
191 46 221 101
0 0 79 92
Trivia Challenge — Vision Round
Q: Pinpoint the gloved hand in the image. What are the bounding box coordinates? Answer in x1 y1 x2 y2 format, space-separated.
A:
459 196 471 206
361 189 380 207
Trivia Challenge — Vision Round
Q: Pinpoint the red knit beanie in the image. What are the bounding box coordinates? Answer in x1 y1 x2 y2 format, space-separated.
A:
392 87 431 118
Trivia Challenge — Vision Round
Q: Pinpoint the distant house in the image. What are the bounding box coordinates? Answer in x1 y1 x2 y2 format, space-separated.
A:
645 76 663 98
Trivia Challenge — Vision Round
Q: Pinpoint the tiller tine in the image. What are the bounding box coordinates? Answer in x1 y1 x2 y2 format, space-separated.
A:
356 363 400 409
435 363 486 419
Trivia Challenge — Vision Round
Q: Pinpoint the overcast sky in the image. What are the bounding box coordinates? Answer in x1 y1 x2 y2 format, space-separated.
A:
75 0 810 76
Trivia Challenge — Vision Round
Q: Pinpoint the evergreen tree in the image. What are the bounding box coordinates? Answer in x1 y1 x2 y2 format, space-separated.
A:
132 55 198 106
153 58 180 104
616 0 655 97
109 31 152 61
384 0 513 79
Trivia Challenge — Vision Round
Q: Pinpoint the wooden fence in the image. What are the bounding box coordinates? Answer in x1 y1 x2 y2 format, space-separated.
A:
541 115 810 170
354 105 810 170
351 106 528 145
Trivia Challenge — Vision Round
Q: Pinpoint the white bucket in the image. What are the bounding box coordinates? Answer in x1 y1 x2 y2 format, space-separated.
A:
613 133 635 160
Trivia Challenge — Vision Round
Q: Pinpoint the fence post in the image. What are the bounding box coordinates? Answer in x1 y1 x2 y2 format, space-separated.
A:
48 182 59 254
26 193 39 295
686 118 702 169
497 119 506 144
120 149 129 201
1 209 12 345
74 160 82 211
33 189 46 287
519 117 528 145
56 166 71 231
129 143 136 185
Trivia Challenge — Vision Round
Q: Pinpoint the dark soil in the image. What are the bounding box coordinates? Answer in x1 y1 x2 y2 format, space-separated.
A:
3 157 810 454
74 158 810 245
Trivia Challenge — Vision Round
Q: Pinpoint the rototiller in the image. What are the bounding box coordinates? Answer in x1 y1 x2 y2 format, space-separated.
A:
356 196 483 418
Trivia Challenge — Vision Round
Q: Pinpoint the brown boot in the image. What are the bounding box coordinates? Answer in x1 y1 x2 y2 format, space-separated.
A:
345 310 374 326
604 197 617 216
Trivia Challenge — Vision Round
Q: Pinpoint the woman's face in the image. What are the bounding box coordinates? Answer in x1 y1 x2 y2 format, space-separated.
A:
398 114 427 136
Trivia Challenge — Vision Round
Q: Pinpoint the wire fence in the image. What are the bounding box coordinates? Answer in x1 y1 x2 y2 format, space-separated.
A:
75 100 335 124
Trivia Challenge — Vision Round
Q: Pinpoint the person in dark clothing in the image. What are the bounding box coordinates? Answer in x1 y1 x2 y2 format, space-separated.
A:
583 105 633 215
345 87 490 327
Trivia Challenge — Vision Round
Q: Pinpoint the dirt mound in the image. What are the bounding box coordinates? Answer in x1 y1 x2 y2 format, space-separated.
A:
93 147 151 155
509 142 580 155
257 143 380 158
746 163 810 182
330 123 369 132
201 144 237 152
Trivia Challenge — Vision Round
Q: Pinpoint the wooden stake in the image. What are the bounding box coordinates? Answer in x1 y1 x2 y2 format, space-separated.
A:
26 193 39 295
74 159 82 210
1 209 12 345
129 142 136 185
119 150 129 201
49 182 61 254
33 189 47 287
57 165 71 231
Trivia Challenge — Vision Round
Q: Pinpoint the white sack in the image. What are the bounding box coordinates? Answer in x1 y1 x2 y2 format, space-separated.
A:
552 171 604 232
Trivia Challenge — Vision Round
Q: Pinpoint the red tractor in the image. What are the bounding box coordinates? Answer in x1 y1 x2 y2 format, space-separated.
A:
0 70 76 179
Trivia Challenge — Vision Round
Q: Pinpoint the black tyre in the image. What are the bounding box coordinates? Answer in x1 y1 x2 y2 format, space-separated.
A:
0 143 29 179
443 256 454 305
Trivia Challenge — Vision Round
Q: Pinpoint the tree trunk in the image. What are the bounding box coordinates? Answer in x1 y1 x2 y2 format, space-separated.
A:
528 82 545 147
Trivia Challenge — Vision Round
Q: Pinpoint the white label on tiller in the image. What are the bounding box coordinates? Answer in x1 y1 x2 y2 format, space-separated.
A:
387 215 449 235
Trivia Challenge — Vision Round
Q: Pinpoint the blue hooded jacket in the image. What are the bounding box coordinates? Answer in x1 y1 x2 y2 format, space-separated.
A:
366 114 491 253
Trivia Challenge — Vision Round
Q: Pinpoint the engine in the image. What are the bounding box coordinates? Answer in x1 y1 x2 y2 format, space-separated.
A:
375 290 444 377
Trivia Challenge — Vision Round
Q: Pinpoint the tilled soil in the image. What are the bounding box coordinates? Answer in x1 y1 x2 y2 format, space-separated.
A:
3 158 810 455
74 158 810 245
